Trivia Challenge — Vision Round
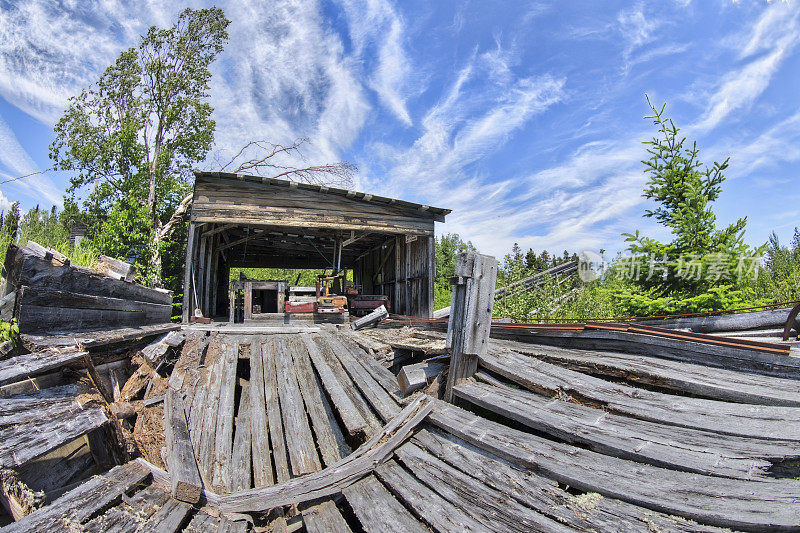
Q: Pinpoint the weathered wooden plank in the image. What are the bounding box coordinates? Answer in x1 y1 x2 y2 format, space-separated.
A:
208 395 433 514
21 323 180 352
274 336 322 476
249 341 274 487
302 501 352 533
413 426 721 532
0 397 108 468
374 459 486 532
494 338 800 406
0 349 86 386
231 383 253 492
164 389 203 503
322 333 400 422
195 344 226 483
343 475 429 533
213 341 239 490
445 251 497 402
6 243 172 305
333 334 405 402
184 509 221 531
137 497 193 533
17 305 149 334
351 305 388 331
3 461 151 533
397 361 447 396
301 333 370 438
490 326 800 379
430 399 800 531
263 337 291 483
17 286 169 317
456 380 776 479
480 347 800 440
83 484 170 533
95 255 136 282
289 336 351 466
395 442 571 533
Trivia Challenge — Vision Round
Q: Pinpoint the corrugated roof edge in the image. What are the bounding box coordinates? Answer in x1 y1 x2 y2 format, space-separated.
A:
193 170 452 217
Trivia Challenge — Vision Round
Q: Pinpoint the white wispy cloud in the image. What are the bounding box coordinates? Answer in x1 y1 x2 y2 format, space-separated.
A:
693 2 799 132
617 4 661 61
334 0 413 126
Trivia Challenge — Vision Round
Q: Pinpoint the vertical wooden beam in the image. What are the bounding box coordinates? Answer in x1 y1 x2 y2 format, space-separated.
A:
394 236 401 314
182 222 196 324
209 234 219 318
228 289 236 323
164 389 203 503
197 234 208 317
427 235 435 318
405 238 411 316
203 234 213 317
244 281 253 321
443 251 497 403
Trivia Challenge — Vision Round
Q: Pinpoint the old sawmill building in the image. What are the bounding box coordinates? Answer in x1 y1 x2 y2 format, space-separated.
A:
183 171 450 322
1 171 800 531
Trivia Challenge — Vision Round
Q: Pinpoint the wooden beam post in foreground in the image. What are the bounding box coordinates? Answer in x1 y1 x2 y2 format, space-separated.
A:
444 251 497 403
164 389 203 503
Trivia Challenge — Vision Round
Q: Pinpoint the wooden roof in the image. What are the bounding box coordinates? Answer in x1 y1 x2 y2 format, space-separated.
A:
191 172 450 236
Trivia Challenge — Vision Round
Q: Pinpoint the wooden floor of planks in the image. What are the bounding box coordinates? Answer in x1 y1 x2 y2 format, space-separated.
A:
7 326 800 532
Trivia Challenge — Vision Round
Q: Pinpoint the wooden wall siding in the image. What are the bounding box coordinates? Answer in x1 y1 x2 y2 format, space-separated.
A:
354 236 434 318
192 176 438 236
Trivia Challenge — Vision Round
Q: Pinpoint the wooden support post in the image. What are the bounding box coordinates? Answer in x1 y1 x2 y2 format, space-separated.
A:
405 238 411 315
164 389 203 503
427 236 435 318
182 223 196 324
243 281 253 320
443 251 497 403
228 288 236 323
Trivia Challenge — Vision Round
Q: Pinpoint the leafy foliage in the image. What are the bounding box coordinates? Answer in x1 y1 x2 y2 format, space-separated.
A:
50 7 230 288
615 98 764 314
433 234 476 310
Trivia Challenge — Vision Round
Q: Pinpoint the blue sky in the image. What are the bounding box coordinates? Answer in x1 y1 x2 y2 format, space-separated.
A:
0 1 798 257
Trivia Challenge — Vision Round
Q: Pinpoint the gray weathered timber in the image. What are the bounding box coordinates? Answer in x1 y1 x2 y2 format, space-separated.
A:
17 305 149 333
334 334 405 402
413 426 723 533
374 459 486 532
231 384 253 492
309 334 382 433
429 400 800 531
213 342 239 490
0 395 108 468
342 475 429 533
195 344 225 483
395 442 572 533
454 380 777 479
21 323 180 352
17 286 170 323
0 349 86 386
301 333 369 438
137 497 194 533
480 347 800 440
322 332 400 422
301 501 352 533
273 336 322 476
249 341 274 487
95 255 136 282
490 327 800 379
289 336 351 466
444 251 497 402
4 243 171 305
207 395 432 514
164 389 203 503
83 484 170 533
397 361 446 396
262 337 291 483
493 338 800 406
350 305 388 331
3 461 151 533
640 306 798 333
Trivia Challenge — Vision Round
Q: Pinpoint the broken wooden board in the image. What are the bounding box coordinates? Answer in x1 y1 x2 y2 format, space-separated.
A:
429 399 800 531
493 338 800 406
164 389 203 503
0 349 87 387
480 347 800 440
455 380 780 479
21 323 180 352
